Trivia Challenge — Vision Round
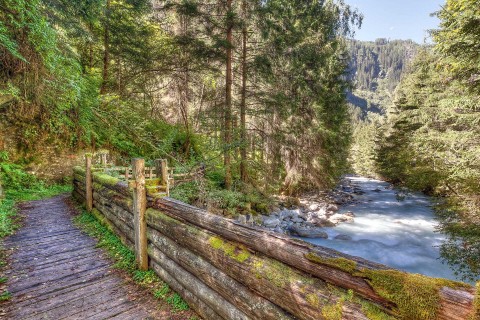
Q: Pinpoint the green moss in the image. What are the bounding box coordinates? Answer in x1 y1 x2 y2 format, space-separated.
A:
322 302 343 320
148 209 179 224
73 166 86 175
306 293 320 308
305 251 473 320
145 179 161 187
305 252 357 274
253 259 293 288
472 282 480 320
361 269 467 320
360 300 396 320
208 236 251 263
93 172 120 187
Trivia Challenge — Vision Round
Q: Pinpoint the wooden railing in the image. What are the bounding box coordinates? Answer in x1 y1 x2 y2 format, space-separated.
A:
72 156 478 320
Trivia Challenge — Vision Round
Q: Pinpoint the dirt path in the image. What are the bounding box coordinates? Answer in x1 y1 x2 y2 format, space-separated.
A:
1 195 163 319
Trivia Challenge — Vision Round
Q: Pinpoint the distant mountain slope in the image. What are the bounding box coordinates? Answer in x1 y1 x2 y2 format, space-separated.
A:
347 38 420 119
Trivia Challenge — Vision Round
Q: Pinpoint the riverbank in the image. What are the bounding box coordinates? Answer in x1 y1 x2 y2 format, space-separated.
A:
239 175 477 282
250 177 360 238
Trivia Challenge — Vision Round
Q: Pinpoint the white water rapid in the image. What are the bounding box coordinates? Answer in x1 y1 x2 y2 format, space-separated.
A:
302 176 461 281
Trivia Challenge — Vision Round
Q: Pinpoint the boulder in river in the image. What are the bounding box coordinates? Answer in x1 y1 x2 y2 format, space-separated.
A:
334 234 352 241
263 217 281 228
289 225 328 238
329 213 354 224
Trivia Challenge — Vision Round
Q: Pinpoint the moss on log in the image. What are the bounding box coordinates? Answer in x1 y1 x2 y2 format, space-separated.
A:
149 260 224 320
149 244 250 320
92 173 130 197
150 197 477 320
93 192 133 228
147 227 293 320
146 209 372 320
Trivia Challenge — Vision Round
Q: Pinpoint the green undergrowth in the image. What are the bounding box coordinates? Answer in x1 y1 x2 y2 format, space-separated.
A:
170 179 271 217
0 176 71 236
73 209 193 315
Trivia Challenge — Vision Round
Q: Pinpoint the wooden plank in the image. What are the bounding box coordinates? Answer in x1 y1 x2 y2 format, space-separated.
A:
4 195 162 320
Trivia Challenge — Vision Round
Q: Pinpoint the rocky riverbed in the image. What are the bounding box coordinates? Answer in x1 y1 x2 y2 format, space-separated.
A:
237 177 363 238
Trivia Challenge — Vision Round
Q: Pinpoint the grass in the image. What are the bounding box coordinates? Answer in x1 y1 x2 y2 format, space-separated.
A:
73 208 196 317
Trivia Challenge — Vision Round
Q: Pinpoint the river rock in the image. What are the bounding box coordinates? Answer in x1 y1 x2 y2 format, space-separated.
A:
273 226 284 234
329 213 354 224
289 225 328 238
237 215 247 224
263 217 281 228
326 204 339 212
334 234 352 241
292 217 304 223
344 211 355 217
279 209 300 220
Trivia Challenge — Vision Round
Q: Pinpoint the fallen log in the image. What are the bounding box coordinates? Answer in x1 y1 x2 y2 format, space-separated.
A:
146 209 372 320
92 172 131 197
148 243 251 320
93 184 133 213
149 260 224 320
93 192 133 228
150 197 476 320
93 202 134 247
147 227 293 320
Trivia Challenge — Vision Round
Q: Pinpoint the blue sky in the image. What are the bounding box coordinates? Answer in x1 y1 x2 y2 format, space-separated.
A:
345 0 445 43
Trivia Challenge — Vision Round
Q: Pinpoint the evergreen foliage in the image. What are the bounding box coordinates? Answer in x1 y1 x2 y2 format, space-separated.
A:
0 0 361 196
373 7 480 280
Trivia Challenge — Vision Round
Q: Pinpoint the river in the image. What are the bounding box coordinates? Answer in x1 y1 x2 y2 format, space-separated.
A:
301 176 462 281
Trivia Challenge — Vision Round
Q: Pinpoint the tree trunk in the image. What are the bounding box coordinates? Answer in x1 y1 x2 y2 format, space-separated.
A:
224 0 233 190
100 0 111 94
240 0 248 184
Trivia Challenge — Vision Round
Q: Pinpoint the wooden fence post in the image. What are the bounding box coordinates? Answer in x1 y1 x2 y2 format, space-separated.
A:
101 153 107 167
154 159 170 196
154 159 162 180
161 159 170 197
85 154 93 212
124 167 129 180
132 158 148 270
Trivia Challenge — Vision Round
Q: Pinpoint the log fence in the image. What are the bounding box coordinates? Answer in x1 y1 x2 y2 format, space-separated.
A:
72 157 478 320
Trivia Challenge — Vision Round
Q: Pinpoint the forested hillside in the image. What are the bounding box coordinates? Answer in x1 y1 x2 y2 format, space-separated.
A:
347 39 419 175
347 38 419 119
346 0 480 281
0 0 361 202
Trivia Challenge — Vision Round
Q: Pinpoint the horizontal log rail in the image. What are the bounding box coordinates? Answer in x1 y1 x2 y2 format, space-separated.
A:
72 157 479 320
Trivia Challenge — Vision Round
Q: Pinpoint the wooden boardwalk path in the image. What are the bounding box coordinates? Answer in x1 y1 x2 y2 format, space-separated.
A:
2 195 160 320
